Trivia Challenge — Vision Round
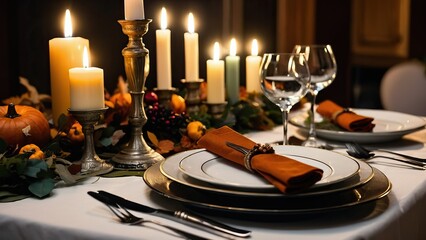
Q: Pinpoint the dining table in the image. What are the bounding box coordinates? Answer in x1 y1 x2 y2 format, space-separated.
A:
1 109 426 240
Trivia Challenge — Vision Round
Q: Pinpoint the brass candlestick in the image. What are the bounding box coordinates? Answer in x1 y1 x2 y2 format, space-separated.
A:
112 19 164 170
68 108 113 175
181 79 204 115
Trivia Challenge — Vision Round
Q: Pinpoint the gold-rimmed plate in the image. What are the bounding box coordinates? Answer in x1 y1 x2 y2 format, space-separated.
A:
163 146 360 192
159 152 373 197
144 163 390 215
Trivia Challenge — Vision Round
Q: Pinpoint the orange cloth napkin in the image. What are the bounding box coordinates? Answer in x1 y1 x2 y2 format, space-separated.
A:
316 100 375 132
197 126 323 193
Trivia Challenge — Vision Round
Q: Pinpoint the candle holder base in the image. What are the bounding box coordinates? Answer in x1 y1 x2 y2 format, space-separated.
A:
111 145 164 170
68 108 113 175
154 88 176 110
207 102 228 119
181 79 204 115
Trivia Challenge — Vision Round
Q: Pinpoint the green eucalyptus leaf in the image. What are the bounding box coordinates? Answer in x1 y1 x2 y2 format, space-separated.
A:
28 178 55 198
102 126 116 138
24 166 41 178
99 138 112 147
0 190 30 202
24 160 48 178
1 155 27 175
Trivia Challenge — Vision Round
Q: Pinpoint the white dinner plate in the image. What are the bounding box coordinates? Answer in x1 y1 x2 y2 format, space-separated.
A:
159 149 373 197
290 109 426 143
162 146 360 192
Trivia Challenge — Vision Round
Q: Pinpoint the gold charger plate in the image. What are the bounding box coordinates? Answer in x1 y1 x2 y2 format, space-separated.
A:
143 163 391 215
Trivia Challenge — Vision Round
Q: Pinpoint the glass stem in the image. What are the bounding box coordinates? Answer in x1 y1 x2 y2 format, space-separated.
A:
308 92 318 139
282 109 290 145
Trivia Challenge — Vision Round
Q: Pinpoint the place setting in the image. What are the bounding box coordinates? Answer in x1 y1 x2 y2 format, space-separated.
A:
143 126 392 217
141 47 394 218
290 101 426 144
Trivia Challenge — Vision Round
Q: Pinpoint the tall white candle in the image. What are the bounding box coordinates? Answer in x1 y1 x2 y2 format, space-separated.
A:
69 47 105 110
156 7 172 89
206 42 225 103
184 13 199 81
49 9 89 124
124 0 145 20
246 39 262 93
225 38 240 105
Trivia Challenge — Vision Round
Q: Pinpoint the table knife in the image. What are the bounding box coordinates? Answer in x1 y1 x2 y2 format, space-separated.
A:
91 190 251 238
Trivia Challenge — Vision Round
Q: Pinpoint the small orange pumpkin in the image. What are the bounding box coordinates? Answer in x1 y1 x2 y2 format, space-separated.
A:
186 121 206 141
67 122 84 143
19 144 45 159
0 103 50 148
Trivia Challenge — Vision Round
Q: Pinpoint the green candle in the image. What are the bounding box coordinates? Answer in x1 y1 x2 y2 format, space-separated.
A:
225 38 240 105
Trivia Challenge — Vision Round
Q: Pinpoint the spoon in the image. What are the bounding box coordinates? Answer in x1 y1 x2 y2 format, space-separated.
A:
345 143 426 170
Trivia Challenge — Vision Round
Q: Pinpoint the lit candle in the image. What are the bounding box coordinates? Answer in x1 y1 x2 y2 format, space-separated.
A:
225 38 240 105
184 13 199 81
246 39 262 93
49 9 89 124
69 47 105 110
124 0 145 20
156 7 172 89
206 42 225 103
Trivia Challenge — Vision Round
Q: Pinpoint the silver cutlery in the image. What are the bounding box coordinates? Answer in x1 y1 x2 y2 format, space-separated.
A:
89 191 251 238
364 147 426 162
346 143 426 170
89 192 211 240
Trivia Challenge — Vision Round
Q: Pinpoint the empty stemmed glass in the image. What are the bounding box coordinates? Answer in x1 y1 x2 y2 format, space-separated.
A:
259 53 311 145
293 45 337 148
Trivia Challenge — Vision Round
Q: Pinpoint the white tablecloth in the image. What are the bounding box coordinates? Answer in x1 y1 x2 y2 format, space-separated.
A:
1 124 426 240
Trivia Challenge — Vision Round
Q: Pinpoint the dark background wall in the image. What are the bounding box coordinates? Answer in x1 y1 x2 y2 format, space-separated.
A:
1 0 425 109
0 0 228 99
0 0 278 101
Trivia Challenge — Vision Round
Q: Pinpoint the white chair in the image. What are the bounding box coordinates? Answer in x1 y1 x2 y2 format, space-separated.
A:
380 61 426 116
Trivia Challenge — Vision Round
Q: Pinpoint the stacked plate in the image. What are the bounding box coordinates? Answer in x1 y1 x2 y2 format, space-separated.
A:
143 145 391 216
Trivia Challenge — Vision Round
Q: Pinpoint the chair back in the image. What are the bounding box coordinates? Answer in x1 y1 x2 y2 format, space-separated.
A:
380 61 426 116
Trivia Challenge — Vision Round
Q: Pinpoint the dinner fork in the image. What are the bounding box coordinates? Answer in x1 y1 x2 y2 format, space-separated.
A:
106 203 212 240
346 143 426 170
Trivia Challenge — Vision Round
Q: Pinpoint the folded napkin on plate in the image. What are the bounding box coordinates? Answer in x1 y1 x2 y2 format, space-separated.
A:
316 100 375 132
197 126 323 193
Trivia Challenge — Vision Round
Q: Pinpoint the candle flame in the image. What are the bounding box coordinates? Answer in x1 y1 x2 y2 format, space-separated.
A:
188 13 194 33
251 39 258 56
160 7 167 30
230 38 237 56
83 47 89 68
213 42 220 61
64 9 73 37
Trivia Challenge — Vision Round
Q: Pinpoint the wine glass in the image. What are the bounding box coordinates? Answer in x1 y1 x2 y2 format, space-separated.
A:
293 45 337 148
259 53 311 145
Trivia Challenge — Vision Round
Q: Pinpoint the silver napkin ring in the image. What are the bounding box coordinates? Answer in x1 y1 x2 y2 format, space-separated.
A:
243 143 275 172
331 108 353 122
